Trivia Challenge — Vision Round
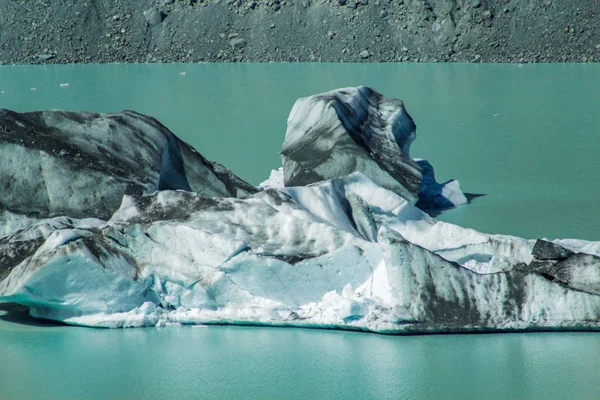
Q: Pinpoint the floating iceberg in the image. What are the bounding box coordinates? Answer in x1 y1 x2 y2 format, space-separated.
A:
281 86 422 203
0 109 255 237
2 87 600 334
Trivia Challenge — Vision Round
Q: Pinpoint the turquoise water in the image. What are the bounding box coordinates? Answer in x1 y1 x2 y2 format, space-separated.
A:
2 303 600 400
1 63 599 239
2 63 600 399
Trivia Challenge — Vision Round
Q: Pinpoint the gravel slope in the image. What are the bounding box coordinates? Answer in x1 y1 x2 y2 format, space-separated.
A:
1 0 599 64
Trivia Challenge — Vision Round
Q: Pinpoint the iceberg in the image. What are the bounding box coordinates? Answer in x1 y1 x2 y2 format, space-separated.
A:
414 159 468 213
0 109 255 237
281 86 422 203
2 88 600 334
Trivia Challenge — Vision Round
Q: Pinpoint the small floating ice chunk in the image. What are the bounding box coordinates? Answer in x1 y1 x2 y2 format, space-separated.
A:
180 72 186 76
414 159 468 212
60 83 70 87
258 168 284 190
30 88 37 91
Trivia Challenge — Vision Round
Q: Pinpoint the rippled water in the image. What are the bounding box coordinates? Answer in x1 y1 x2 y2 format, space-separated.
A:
2 302 600 400
1 63 600 399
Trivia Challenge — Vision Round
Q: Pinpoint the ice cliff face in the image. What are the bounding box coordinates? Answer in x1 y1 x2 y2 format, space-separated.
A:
281 86 422 203
0 109 255 236
2 88 600 334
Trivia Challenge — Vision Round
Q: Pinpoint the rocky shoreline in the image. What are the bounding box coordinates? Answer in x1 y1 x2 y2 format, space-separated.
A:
1 0 599 65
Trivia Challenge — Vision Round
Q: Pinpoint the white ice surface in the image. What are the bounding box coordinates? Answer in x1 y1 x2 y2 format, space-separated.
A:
258 167 284 190
281 173 533 268
2 173 600 333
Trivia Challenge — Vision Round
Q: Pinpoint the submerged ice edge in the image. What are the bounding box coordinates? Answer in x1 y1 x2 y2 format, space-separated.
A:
27 301 600 334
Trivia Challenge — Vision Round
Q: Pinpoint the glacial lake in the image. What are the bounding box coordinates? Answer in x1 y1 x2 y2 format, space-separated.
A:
1 63 600 399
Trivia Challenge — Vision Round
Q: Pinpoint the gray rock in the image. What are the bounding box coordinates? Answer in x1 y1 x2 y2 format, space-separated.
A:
1 0 600 64
280 86 422 203
380 9 388 18
532 239 575 260
230 38 247 49
144 7 165 26
38 53 56 61
359 49 370 58
338 0 347 5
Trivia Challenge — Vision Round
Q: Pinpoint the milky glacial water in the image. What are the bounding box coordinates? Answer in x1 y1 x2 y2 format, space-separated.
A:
2 302 600 400
1 63 599 239
1 63 600 399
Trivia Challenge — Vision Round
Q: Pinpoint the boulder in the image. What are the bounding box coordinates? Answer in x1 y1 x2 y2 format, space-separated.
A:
280 86 423 203
144 7 165 26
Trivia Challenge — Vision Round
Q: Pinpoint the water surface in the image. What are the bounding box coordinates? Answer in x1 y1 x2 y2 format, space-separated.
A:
2 63 599 239
1 302 600 400
1 63 600 399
